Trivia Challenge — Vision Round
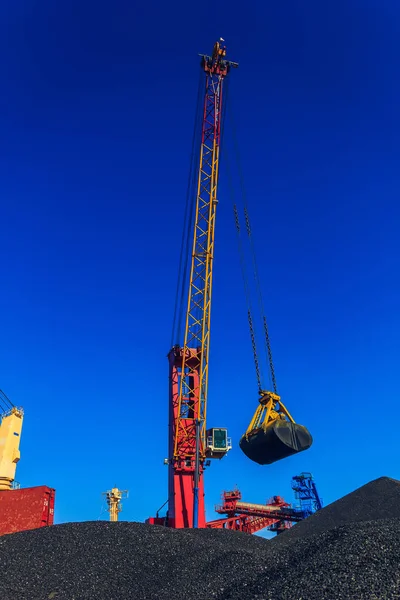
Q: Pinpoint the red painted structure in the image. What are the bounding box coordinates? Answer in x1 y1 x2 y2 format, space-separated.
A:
167 347 206 528
148 42 237 529
206 489 302 534
0 486 55 536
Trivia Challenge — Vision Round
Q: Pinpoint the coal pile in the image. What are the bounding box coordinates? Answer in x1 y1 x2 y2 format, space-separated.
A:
0 477 399 600
276 475 400 543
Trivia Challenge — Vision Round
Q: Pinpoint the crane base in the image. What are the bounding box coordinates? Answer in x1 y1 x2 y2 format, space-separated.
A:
239 421 313 465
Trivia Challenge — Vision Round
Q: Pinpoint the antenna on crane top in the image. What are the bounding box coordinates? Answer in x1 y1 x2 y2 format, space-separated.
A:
102 487 129 522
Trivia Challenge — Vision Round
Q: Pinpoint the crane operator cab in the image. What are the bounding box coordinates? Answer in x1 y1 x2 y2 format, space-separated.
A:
206 427 232 459
239 391 312 465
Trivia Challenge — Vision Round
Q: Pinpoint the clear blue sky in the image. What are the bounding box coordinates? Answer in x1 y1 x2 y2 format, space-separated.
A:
1 1 399 530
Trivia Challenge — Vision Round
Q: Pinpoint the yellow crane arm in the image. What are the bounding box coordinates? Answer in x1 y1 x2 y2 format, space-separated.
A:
0 407 23 490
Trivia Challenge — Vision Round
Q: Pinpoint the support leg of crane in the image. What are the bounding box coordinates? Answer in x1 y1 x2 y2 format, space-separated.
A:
193 418 201 529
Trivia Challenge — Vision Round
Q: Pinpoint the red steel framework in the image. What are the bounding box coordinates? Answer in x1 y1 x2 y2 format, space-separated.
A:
206 489 302 535
167 44 234 528
148 41 237 529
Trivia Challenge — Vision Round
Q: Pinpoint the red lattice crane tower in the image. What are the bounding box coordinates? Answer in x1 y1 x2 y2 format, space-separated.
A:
147 40 238 529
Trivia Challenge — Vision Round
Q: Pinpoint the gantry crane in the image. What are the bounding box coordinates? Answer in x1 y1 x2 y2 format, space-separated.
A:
0 390 23 491
148 39 312 530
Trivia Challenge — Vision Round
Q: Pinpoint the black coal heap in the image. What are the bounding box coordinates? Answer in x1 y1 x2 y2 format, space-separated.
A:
0 476 399 600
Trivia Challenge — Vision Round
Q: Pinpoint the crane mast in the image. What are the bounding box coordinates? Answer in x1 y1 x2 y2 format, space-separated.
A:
102 487 128 522
0 390 23 491
165 42 237 529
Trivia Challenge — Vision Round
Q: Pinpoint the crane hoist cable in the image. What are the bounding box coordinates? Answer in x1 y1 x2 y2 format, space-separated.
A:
222 79 265 395
224 148 263 394
171 68 204 347
229 108 278 394
224 100 313 466
224 109 273 396
243 206 278 395
0 389 14 414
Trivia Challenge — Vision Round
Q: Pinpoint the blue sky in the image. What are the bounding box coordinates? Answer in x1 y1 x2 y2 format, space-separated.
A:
1 1 399 532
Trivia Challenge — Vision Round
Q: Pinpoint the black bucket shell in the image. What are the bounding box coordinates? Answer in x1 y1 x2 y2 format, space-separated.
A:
239 421 313 465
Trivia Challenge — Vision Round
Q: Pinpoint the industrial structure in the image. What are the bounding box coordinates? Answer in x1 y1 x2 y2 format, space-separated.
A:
292 472 323 516
0 390 55 536
148 40 313 530
207 473 322 535
0 390 23 491
206 490 302 534
147 39 237 530
102 487 129 522
0 40 317 538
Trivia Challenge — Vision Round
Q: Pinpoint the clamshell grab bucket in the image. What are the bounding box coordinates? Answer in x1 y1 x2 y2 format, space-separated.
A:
239 390 313 465
239 421 313 465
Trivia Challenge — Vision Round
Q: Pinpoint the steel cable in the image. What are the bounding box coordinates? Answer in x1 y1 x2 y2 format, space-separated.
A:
224 143 263 394
171 67 204 347
228 103 278 394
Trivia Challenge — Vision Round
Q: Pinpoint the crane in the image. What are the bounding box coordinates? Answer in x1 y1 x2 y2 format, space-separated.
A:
148 39 312 529
165 40 238 529
0 390 56 536
0 390 23 491
147 40 237 530
102 487 129 522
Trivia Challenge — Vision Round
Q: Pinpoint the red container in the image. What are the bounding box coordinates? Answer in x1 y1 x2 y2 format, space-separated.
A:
145 516 166 526
0 485 55 536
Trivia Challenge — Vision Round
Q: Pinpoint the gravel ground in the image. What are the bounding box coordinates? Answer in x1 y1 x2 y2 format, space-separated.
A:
0 476 399 600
